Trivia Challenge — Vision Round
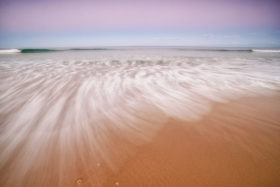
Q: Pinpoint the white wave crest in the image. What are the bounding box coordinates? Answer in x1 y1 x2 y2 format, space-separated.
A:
252 49 280 53
0 49 21 54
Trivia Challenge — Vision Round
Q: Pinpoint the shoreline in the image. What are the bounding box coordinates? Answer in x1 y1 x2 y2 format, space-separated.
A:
103 94 280 187
1 94 280 187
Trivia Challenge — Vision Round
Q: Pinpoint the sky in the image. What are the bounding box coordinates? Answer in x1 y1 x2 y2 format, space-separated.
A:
0 0 280 48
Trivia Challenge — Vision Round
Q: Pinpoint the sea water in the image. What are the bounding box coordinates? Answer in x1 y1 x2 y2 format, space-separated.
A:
0 48 280 186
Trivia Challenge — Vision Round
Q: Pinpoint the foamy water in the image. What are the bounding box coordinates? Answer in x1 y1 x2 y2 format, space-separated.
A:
0 49 280 186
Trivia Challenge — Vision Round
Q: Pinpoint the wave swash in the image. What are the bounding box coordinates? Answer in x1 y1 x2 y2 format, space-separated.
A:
0 49 280 186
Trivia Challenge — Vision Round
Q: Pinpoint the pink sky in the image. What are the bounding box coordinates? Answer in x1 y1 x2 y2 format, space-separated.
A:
0 0 279 48
0 0 279 32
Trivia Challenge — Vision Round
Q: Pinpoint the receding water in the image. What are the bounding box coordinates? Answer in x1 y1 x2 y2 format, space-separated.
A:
0 49 280 186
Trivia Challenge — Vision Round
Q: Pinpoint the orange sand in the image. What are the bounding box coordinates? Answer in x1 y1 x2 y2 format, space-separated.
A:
103 95 280 187
1 95 280 187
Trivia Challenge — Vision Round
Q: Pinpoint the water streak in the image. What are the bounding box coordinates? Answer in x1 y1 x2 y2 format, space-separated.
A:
0 49 280 186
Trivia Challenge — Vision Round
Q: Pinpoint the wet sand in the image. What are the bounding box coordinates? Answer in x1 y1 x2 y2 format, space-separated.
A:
103 95 280 187
1 95 280 187
1 50 280 187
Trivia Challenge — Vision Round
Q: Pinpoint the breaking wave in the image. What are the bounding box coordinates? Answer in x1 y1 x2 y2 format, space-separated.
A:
0 49 280 186
0 49 21 54
0 48 112 54
252 49 280 53
1 48 280 54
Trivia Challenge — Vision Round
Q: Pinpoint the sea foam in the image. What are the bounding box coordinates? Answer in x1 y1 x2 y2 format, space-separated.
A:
0 49 21 54
0 49 279 186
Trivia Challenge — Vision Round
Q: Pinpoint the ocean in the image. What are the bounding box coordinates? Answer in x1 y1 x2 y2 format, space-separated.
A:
1 48 279 121
0 47 280 186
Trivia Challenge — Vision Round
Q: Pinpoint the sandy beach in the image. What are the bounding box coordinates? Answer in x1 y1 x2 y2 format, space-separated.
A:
0 50 279 187
103 95 280 187
1 94 279 187
1 0 280 185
